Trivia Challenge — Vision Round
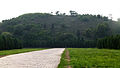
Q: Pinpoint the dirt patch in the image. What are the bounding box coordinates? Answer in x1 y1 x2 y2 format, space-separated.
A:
65 49 72 68
0 55 6 58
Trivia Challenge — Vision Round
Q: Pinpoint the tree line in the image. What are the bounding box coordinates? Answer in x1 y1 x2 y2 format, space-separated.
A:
0 12 119 50
97 35 120 49
0 32 22 50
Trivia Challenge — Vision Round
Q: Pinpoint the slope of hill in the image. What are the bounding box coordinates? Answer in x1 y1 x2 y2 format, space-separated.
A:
0 13 118 48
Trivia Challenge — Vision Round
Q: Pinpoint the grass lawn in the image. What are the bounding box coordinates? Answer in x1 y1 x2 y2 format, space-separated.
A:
58 48 120 68
0 48 46 56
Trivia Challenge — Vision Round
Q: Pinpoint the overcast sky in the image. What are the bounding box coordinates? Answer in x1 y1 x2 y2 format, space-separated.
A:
0 0 120 22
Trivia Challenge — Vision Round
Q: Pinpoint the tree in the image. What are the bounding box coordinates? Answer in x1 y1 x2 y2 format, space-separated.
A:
69 10 78 16
97 14 101 19
51 24 55 29
0 32 22 50
56 33 77 48
97 35 120 49
76 30 81 40
56 11 59 15
95 23 111 38
85 28 93 38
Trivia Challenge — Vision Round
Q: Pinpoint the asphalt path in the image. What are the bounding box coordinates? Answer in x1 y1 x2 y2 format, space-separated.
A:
0 48 65 68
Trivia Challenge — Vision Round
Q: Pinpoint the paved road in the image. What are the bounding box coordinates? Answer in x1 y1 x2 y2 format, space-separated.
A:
0 48 65 68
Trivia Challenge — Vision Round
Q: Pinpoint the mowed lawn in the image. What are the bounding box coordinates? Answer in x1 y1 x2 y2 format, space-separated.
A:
58 48 120 68
0 48 46 56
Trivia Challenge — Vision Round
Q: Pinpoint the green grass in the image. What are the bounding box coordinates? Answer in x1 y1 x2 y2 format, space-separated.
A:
0 48 46 56
58 48 120 68
58 49 68 68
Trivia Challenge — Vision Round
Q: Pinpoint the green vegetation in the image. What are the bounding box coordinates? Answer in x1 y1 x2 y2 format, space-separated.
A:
0 12 120 49
0 48 45 56
97 35 120 49
0 12 120 68
0 12 116 49
58 49 68 68
58 48 120 68
0 32 22 50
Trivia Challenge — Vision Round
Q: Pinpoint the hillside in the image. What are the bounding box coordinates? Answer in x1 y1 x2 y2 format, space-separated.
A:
0 13 119 48
0 13 114 35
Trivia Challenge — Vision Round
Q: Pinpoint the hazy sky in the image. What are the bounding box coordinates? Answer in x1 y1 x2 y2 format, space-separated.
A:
0 0 120 22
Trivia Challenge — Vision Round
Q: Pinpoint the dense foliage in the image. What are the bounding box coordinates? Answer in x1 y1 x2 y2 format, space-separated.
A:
97 35 120 49
0 32 22 50
0 12 119 49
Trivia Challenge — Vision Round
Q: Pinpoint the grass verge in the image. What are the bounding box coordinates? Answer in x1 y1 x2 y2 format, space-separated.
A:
68 48 120 68
0 48 46 57
58 49 68 68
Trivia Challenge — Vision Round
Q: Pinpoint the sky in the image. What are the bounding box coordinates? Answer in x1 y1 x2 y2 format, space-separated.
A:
0 0 120 22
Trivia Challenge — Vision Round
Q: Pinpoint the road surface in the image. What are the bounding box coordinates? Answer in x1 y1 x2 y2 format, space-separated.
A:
0 48 65 68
